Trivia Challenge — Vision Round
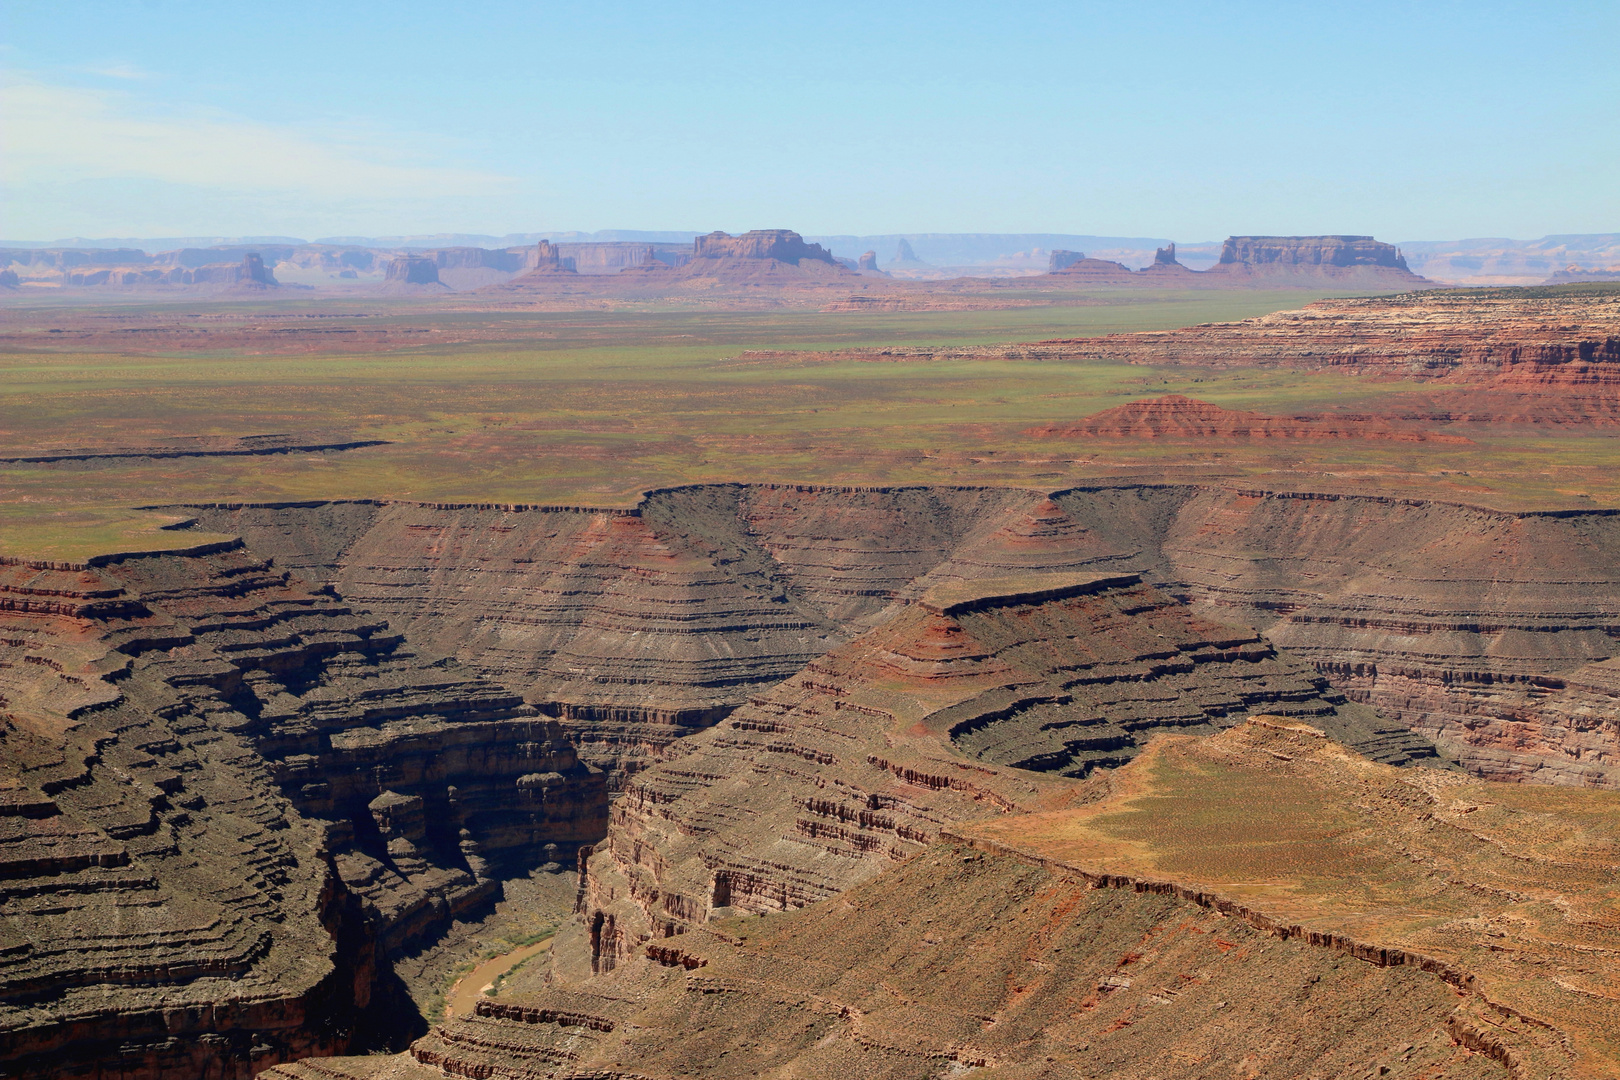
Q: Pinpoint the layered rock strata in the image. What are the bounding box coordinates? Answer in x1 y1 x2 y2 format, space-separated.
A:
284 840 1504 1080
0 543 606 1077
1030 394 1471 442
188 486 1140 783
572 573 1391 980
186 480 1620 787
1029 289 1620 389
275 723 1592 1079
1052 485 1620 784
1208 234 1417 275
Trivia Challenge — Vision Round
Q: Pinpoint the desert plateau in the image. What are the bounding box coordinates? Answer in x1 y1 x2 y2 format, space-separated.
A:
5 4 1619 1078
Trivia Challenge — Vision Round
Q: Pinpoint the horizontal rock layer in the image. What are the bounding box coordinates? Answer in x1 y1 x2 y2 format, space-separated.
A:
190 480 1620 787
0 544 606 1078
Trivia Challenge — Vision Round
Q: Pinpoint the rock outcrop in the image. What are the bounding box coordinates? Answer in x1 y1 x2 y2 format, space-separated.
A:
382 256 447 290
187 481 1620 789
526 240 576 274
1202 235 1429 285
889 238 927 267
1031 394 1471 443
0 543 606 1078
857 249 879 271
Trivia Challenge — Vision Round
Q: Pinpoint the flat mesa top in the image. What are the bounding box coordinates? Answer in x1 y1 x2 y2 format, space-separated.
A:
965 718 1620 1079
918 571 1142 616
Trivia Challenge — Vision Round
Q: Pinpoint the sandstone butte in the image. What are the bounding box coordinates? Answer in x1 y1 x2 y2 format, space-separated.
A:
1042 235 1431 288
491 228 857 294
9 288 1620 1077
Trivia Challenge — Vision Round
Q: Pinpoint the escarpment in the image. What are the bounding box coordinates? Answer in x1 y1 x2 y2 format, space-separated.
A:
295 718 1620 1079
315 844 1498 1080
17 476 1620 1078
0 545 606 1078
1030 289 1620 390
571 572 1391 983
1031 394 1471 443
1051 486 1620 785
189 480 1620 787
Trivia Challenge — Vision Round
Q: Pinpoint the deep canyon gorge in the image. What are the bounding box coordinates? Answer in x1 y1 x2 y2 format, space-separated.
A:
4 278 1620 1079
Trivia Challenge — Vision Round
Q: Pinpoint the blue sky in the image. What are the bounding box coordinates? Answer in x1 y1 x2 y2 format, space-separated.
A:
3 1 1616 241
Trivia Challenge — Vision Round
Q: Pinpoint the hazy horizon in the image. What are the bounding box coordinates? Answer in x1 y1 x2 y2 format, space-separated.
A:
3 1 1616 242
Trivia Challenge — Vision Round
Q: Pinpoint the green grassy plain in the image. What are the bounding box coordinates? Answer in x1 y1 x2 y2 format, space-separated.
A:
3 286 1618 559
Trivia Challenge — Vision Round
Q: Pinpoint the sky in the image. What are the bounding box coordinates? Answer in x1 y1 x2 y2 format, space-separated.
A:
3 1 1617 243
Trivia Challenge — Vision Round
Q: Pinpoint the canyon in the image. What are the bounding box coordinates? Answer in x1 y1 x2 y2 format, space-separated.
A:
5 283 1620 1078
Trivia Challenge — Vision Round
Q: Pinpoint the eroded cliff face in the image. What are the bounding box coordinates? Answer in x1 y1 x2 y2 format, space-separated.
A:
0 543 606 1078
1052 486 1620 785
568 572 1412 989
1032 290 1620 391
1214 234 1413 270
190 482 1620 790
290 846 1492 1080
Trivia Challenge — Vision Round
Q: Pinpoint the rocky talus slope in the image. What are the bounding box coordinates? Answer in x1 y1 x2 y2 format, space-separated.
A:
574 572 1392 967
1030 289 1620 389
271 716 1614 1080
189 480 1620 786
1052 486 1620 785
0 543 605 1078
1029 393 1471 443
277 580 1444 1080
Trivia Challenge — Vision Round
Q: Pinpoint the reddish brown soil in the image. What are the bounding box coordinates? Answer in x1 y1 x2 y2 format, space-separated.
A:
1029 394 1471 442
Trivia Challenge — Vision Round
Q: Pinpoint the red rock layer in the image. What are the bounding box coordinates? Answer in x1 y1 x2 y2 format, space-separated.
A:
0 543 606 1078
1054 485 1620 785
192 481 1620 787
1030 394 1471 442
572 573 1373 982
1028 290 1620 386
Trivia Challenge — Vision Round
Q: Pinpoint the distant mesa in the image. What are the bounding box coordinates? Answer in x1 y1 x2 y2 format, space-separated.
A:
888 237 928 267
528 239 578 274
240 252 277 287
1210 235 1413 273
854 249 890 277
1042 235 1429 287
691 229 839 266
1030 394 1470 443
1196 235 1429 285
1047 250 1137 279
382 254 448 291
491 228 856 291
1543 263 1620 285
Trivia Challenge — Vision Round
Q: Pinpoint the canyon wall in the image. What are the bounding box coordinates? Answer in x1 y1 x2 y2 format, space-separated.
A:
313 843 1489 1080
190 482 1620 789
1032 290 1620 382
0 543 606 1078
1214 234 1412 270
